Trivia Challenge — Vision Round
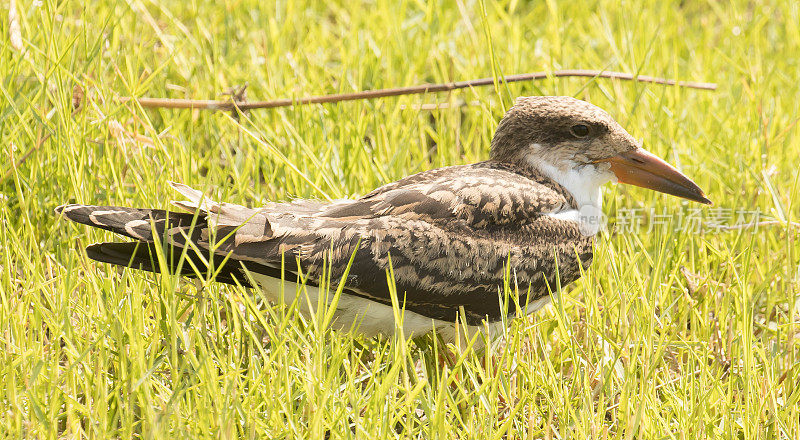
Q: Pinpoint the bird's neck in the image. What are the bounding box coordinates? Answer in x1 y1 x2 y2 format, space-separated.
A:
534 160 607 210
523 145 615 235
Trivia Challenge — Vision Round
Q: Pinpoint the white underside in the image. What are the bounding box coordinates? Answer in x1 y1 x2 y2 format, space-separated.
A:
251 273 552 347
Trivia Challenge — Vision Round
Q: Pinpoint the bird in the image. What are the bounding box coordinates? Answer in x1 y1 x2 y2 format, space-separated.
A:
56 96 711 344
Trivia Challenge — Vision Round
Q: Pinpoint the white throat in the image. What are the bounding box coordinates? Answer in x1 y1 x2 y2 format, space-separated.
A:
526 143 616 235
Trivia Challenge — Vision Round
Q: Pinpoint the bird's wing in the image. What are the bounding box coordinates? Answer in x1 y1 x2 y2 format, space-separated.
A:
295 162 590 323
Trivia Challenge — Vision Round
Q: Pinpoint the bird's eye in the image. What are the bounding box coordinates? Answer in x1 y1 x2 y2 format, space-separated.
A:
570 124 590 138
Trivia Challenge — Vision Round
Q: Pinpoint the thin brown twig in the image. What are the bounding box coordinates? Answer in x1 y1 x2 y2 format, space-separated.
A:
119 69 717 111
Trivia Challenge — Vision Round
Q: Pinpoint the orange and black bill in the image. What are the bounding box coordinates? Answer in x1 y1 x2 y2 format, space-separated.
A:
605 148 712 205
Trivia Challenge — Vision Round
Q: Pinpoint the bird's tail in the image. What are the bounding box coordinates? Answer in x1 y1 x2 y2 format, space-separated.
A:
55 200 255 286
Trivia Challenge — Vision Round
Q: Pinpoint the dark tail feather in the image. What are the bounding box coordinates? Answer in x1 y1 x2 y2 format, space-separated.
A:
55 204 200 242
85 241 254 287
57 204 262 286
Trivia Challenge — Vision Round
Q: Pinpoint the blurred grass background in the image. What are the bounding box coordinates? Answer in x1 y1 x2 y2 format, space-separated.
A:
1 0 799 438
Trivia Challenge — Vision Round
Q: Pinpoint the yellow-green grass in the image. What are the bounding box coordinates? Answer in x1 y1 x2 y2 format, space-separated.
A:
2 0 799 438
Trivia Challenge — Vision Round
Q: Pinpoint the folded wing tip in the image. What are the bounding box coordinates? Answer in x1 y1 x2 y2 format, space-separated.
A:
168 181 206 202
167 180 185 191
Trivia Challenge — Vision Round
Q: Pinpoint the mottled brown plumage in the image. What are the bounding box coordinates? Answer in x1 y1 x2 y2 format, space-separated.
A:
56 96 709 338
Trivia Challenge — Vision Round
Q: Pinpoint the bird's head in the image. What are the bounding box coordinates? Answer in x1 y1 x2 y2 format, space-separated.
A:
490 96 711 205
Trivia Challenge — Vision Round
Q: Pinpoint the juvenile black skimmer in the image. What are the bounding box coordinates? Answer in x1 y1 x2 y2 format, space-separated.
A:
56 96 710 342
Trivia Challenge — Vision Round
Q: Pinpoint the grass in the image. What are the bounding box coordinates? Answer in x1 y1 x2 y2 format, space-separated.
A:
2 0 799 437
